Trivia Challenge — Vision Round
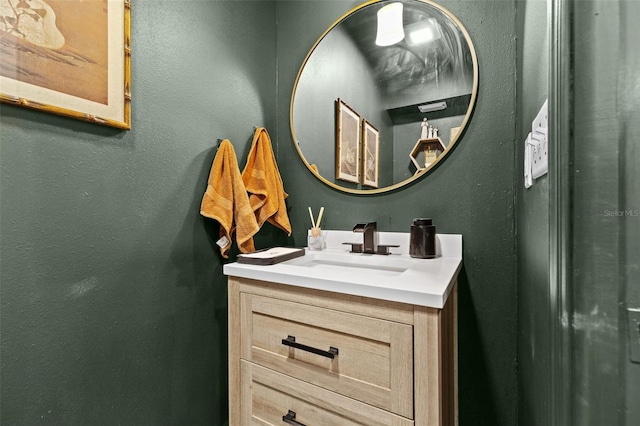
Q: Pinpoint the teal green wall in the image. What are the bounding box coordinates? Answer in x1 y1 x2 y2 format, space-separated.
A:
277 1 518 424
515 0 550 425
515 1 640 425
570 1 640 424
618 1 640 420
1 0 522 424
0 1 276 424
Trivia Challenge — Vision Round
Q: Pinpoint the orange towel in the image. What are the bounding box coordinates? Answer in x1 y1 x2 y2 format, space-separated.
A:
200 140 259 258
241 127 292 236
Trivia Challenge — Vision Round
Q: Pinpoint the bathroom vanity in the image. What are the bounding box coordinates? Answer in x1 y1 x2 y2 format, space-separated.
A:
224 231 462 425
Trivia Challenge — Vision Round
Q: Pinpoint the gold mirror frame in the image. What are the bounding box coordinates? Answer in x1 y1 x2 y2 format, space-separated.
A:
290 0 478 194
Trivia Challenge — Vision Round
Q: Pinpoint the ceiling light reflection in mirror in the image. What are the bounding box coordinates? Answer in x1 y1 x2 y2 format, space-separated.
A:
375 2 404 46
291 0 478 194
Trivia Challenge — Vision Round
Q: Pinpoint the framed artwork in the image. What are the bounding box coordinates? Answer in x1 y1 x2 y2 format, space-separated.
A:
361 119 379 188
0 0 131 129
335 98 360 183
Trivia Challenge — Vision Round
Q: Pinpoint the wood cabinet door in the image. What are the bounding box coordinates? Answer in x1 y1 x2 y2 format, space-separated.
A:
240 293 414 418
240 361 414 426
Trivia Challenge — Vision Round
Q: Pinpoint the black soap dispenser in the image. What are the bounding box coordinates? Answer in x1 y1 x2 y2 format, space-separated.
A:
410 218 436 259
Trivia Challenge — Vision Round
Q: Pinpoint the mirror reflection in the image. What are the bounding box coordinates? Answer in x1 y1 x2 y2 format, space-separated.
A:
291 0 478 193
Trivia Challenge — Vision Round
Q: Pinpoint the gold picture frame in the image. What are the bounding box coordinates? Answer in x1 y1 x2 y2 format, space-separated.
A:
335 98 360 183
0 0 131 129
361 119 379 188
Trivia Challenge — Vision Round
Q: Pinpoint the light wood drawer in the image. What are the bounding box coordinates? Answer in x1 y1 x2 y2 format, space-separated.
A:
240 293 414 418
241 360 414 426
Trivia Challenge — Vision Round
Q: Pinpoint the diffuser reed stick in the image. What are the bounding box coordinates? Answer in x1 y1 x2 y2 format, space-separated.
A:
308 206 324 238
308 207 316 228
316 207 324 228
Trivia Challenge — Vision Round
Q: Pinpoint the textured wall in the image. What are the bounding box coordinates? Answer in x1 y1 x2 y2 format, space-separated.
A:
0 1 276 424
1 0 522 424
276 1 518 424
515 0 550 425
571 1 640 424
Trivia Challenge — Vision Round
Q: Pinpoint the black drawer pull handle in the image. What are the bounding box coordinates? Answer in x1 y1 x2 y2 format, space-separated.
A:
281 335 339 359
282 409 305 426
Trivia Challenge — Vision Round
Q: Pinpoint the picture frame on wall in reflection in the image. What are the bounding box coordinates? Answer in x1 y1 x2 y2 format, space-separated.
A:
361 119 379 188
0 0 131 129
335 98 360 183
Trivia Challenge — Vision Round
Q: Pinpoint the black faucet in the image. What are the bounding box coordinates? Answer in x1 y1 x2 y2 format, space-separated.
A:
353 222 378 253
342 222 399 255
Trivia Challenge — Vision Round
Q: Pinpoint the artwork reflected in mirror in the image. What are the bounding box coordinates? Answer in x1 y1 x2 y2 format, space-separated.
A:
362 119 380 188
335 98 361 183
291 0 478 194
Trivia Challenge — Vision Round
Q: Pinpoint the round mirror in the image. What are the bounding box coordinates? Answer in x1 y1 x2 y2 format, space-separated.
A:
290 0 478 194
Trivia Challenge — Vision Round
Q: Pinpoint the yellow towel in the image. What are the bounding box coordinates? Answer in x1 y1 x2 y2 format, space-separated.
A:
241 127 292 236
200 140 259 258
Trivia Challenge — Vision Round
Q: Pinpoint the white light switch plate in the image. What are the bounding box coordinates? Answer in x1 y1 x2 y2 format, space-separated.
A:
530 130 547 179
524 133 533 188
531 100 548 179
532 99 548 134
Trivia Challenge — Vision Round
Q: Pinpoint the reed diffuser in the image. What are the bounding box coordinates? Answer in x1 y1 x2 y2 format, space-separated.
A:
308 207 325 250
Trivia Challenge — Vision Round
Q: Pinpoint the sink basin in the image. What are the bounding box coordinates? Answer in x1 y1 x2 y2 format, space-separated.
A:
286 252 413 276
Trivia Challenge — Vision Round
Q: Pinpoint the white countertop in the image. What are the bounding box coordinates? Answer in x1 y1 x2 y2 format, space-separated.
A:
223 231 462 309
